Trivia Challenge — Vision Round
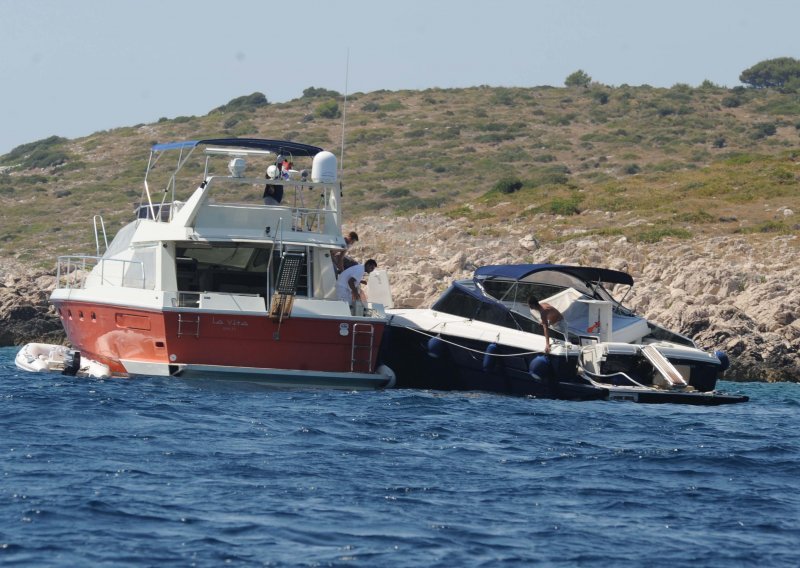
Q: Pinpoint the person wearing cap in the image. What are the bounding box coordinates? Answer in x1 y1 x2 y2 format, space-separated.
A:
263 164 284 205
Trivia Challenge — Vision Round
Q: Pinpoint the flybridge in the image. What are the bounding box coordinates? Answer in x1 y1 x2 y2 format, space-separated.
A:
138 137 341 231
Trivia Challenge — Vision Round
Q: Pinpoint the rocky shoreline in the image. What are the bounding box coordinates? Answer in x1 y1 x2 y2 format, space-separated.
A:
2 212 798 383
351 212 799 384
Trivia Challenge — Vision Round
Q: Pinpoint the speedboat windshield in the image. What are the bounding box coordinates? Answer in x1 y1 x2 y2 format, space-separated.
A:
474 264 633 309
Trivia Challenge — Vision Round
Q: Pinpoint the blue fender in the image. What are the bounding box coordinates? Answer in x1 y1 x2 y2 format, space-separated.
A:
529 355 553 380
427 336 446 359
482 342 499 371
714 350 730 372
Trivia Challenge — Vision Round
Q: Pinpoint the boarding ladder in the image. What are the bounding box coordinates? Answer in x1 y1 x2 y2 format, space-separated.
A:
641 344 688 388
177 313 201 338
350 323 375 373
269 252 304 322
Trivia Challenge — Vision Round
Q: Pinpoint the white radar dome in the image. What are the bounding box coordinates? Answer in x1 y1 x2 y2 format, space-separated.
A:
311 151 337 183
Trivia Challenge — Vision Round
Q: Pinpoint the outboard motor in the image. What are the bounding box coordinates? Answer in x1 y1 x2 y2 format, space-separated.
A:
62 350 81 376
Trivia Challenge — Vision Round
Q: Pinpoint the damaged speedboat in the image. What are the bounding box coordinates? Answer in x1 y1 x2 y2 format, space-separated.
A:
381 264 748 405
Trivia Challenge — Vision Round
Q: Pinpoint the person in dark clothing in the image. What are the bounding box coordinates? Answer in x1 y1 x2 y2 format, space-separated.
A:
263 164 284 205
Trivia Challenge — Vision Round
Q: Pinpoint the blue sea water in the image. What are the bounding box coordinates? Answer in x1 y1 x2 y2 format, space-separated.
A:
1 346 798 567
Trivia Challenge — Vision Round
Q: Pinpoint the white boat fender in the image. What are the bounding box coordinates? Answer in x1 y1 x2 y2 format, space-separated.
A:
714 350 730 372
426 336 446 359
377 364 396 389
482 342 499 372
85 359 112 379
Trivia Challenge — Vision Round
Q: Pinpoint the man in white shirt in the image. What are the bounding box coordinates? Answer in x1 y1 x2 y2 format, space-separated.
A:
336 259 377 305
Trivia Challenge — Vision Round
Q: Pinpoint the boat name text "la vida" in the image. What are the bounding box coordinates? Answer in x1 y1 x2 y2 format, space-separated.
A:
211 318 249 327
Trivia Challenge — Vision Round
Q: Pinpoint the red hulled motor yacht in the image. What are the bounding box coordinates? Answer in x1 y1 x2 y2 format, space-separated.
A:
46 138 395 388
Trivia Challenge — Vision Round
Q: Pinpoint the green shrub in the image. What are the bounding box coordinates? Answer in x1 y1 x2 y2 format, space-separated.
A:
757 97 800 115
476 132 516 143
349 128 393 143
565 70 591 88
674 210 714 223
394 195 446 213
751 122 777 139
491 89 516 106
223 113 247 129
2 136 69 168
435 127 460 140
740 57 800 89
591 90 610 104
529 165 570 187
302 86 341 99
735 220 793 234
380 100 404 112
386 187 410 198
212 92 268 113
492 177 523 194
546 196 582 215
315 100 341 119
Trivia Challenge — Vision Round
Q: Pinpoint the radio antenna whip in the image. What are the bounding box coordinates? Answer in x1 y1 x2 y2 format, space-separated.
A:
340 48 349 178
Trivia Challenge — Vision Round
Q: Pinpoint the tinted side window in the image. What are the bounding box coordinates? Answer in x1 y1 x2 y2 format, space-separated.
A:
432 287 484 319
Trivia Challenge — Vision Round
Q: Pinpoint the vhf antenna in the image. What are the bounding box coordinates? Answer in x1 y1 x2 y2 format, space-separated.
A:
340 48 349 179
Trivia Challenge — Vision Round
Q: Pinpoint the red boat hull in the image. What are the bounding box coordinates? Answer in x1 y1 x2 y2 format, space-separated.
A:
52 299 386 378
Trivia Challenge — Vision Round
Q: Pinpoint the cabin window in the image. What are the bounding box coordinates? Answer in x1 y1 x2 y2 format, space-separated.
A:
175 244 312 298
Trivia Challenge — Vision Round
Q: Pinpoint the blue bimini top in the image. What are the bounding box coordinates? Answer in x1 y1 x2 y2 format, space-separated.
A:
474 263 634 286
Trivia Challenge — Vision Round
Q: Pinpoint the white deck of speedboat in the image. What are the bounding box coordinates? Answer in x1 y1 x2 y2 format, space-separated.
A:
387 308 554 354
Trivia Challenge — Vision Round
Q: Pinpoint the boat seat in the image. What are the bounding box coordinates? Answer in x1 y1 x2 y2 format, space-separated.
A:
542 287 650 344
